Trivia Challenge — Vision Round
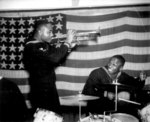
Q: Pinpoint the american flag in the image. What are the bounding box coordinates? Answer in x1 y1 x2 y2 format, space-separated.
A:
0 5 150 106
0 13 66 70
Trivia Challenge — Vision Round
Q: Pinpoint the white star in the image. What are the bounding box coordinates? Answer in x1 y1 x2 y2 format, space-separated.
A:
1 18 7 25
18 26 25 34
47 16 54 22
56 14 63 21
18 54 22 60
9 27 16 34
28 26 34 33
18 18 25 26
9 53 16 60
1 26 7 33
9 18 16 25
55 22 63 30
1 35 7 42
55 41 61 48
55 31 63 38
18 35 25 43
1 44 7 51
9 44 16 52
1 53 7 60
28 18 35 25
18 62 24 69
9 61 16 69
18 44 24 52
1 61 7 69
10 35 16 43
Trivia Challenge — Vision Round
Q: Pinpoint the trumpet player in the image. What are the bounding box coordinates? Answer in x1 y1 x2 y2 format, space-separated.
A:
23 19 77 116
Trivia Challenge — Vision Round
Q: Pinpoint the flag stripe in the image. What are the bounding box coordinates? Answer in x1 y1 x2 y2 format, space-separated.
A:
67 11 150 23
67 17 150 30
55 63 150 76
67 47 150 60
0 70 29 78
64 54 150 68
73 40 150 52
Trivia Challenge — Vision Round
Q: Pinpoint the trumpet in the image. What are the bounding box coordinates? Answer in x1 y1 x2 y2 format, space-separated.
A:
52 29 101 41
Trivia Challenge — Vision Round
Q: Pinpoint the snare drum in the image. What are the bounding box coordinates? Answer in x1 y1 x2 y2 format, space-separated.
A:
33 108 63 122
80 114 111 122
140 103 150 122
111 113 139 122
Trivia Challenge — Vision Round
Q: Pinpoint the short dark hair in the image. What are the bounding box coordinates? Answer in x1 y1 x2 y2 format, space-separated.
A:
111 55 125 66
25 19 50 42
34 19 50 33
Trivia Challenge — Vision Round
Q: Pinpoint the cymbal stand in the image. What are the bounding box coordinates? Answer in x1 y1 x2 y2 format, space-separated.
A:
114 80 118 111
103 111 106 122
79 101 81 122
78 91 82 122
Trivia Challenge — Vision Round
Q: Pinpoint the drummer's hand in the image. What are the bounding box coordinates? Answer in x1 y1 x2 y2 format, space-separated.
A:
107 92 115 100
117 91 130 100
107 91 130 100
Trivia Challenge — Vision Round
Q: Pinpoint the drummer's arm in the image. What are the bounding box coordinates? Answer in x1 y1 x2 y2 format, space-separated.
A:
82 72 101 96
82 80 105 98
82 78 96 96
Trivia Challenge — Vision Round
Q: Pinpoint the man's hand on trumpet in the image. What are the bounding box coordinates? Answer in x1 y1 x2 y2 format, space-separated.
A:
65 29 79 48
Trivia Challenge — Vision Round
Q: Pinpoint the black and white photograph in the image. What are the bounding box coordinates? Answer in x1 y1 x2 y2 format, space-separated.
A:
0 0 150 122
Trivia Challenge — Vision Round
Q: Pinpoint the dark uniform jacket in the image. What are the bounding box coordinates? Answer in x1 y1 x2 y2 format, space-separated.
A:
82 66 145 116
23 40 69 114
82 66 144 96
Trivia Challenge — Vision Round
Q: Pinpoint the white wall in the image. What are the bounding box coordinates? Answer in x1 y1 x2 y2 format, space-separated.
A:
0 0 150 11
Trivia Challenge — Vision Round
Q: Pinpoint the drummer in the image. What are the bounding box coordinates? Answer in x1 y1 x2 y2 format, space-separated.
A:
82 55 146 117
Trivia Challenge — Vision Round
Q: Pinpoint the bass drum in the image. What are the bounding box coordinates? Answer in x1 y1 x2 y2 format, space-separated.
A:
111 113 139 122
33 108 63 122
139 103 150 122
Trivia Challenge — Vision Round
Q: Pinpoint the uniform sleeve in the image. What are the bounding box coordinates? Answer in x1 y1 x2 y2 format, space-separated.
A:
82 72 96 95
82 70 104 97
25 42 70 64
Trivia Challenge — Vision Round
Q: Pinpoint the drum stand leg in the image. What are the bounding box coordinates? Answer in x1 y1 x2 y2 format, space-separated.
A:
79 101 81 122
78 91 82 122
115 84 118 111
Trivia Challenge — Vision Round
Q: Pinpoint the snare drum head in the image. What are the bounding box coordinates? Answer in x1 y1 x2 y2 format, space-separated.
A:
80 115 111 122
33 108 63 122
111 113 139 122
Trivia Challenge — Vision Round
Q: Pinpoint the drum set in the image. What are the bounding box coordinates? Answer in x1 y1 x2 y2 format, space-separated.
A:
33 83 150 122
61 83 150 122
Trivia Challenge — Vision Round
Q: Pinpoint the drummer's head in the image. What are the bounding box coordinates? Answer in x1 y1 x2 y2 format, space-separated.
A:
107 55 125 75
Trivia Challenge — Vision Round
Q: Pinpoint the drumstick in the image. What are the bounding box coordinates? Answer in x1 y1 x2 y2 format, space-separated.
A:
118 98 141 105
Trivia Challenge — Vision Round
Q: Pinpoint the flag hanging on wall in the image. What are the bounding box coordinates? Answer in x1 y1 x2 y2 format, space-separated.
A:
0 13 66 70
0 5 150 106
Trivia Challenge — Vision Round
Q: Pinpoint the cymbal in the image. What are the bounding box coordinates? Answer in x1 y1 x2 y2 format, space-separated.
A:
99 83 136 91
61 94 99 101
